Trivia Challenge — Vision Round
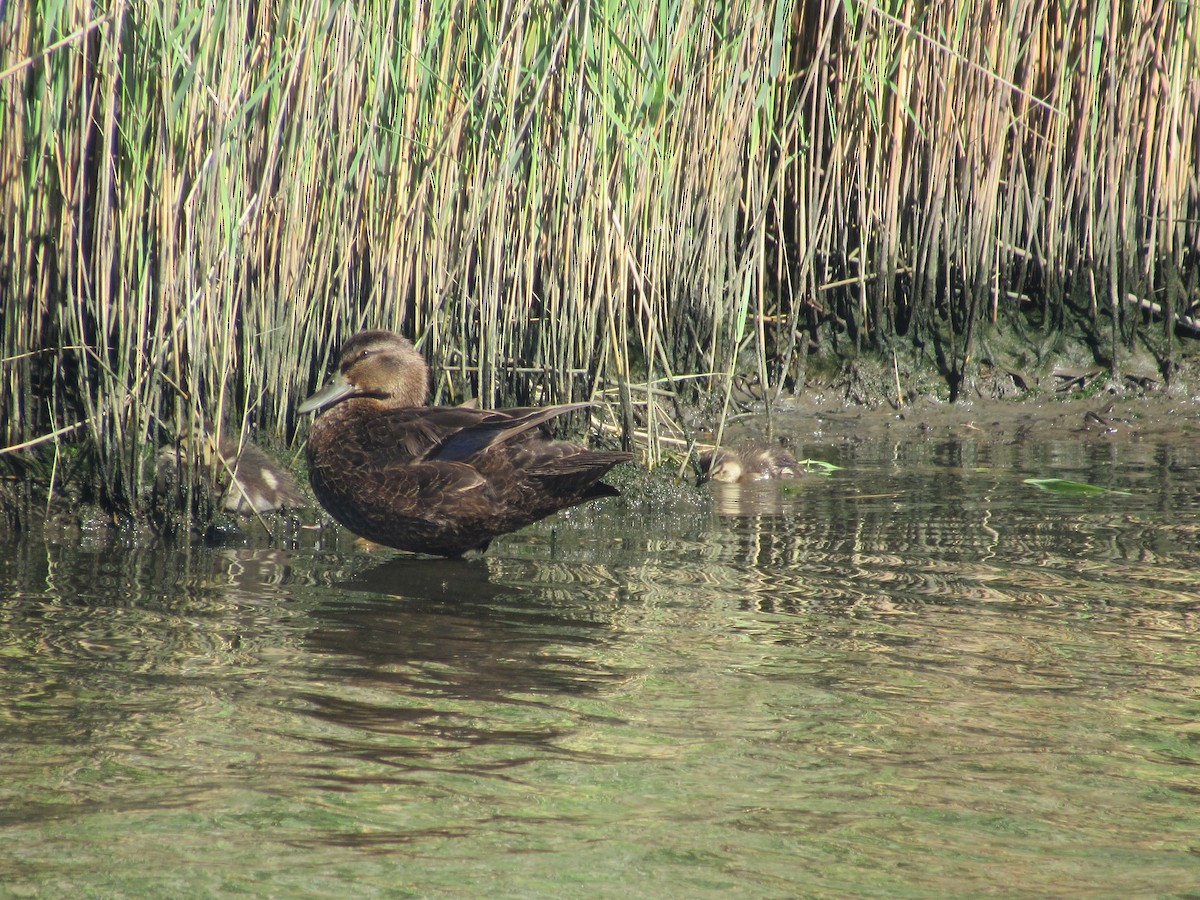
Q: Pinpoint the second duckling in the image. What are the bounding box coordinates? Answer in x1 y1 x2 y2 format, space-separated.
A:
698 445 800 484
157 429 307 516
217 437 307 515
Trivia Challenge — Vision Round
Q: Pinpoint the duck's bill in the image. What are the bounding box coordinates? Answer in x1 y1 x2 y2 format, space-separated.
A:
298 373 355 414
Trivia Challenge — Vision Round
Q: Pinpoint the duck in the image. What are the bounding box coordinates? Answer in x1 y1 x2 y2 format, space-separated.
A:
698 445 800 484
298 329 634 557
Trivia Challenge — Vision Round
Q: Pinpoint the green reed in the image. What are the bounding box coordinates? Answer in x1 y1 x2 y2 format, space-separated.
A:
1 0 1196 522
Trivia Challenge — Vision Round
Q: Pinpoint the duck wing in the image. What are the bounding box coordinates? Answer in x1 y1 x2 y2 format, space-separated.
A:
359 403 594 464
359 402 616 527
428 403 593 462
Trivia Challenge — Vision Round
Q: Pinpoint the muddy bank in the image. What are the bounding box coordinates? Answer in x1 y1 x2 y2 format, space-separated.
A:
694 350 1200 474
779 392 1200 448
732 336 1200 448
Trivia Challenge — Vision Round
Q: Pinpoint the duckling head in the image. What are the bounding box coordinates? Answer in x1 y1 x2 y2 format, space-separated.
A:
698 448 745 483
299 330 429 414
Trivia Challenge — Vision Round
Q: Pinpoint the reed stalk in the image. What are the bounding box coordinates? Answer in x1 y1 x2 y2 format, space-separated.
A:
1 0 1196 524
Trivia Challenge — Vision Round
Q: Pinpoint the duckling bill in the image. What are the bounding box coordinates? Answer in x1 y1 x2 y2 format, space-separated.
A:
299 330 634 557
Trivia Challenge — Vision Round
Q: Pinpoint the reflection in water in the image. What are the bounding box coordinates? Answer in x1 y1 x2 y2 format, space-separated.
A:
707 478 810 517
294 558 629 782
1 424 1200 894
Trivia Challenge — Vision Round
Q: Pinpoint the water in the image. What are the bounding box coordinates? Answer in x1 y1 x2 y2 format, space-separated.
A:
3 404 1200 897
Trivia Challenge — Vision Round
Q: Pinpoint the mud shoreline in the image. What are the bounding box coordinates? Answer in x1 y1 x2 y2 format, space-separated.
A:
5 360 1200 546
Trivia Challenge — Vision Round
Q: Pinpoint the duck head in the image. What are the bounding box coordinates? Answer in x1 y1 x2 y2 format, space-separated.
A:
299 330 429 414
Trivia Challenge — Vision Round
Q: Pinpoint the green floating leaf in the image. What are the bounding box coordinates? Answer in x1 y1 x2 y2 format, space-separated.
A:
797 459 842 472
1023 478 1130 496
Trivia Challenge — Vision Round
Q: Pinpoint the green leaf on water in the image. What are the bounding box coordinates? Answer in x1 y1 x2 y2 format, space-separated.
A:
1023 478 1130 496
797 459 842 472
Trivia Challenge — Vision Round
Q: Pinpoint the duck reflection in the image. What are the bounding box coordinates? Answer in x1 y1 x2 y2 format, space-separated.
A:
291 556 629 795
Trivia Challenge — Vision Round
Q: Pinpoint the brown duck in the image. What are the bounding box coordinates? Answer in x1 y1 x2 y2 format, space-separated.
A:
698 445 800 483
298 330 634 557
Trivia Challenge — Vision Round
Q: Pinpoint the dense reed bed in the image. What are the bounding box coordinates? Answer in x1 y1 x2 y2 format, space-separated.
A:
1 0 1197 524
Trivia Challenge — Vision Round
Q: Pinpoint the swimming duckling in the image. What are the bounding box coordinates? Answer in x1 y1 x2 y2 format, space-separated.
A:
698 445 800 484
298 330 634 557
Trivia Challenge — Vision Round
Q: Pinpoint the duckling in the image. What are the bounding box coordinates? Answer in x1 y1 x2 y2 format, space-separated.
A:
217 437 307 515
698 445 800 484
157 427 307 516
298 330 634 557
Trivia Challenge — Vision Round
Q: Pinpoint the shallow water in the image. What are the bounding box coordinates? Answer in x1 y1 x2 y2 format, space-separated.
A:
3 405 1200 897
